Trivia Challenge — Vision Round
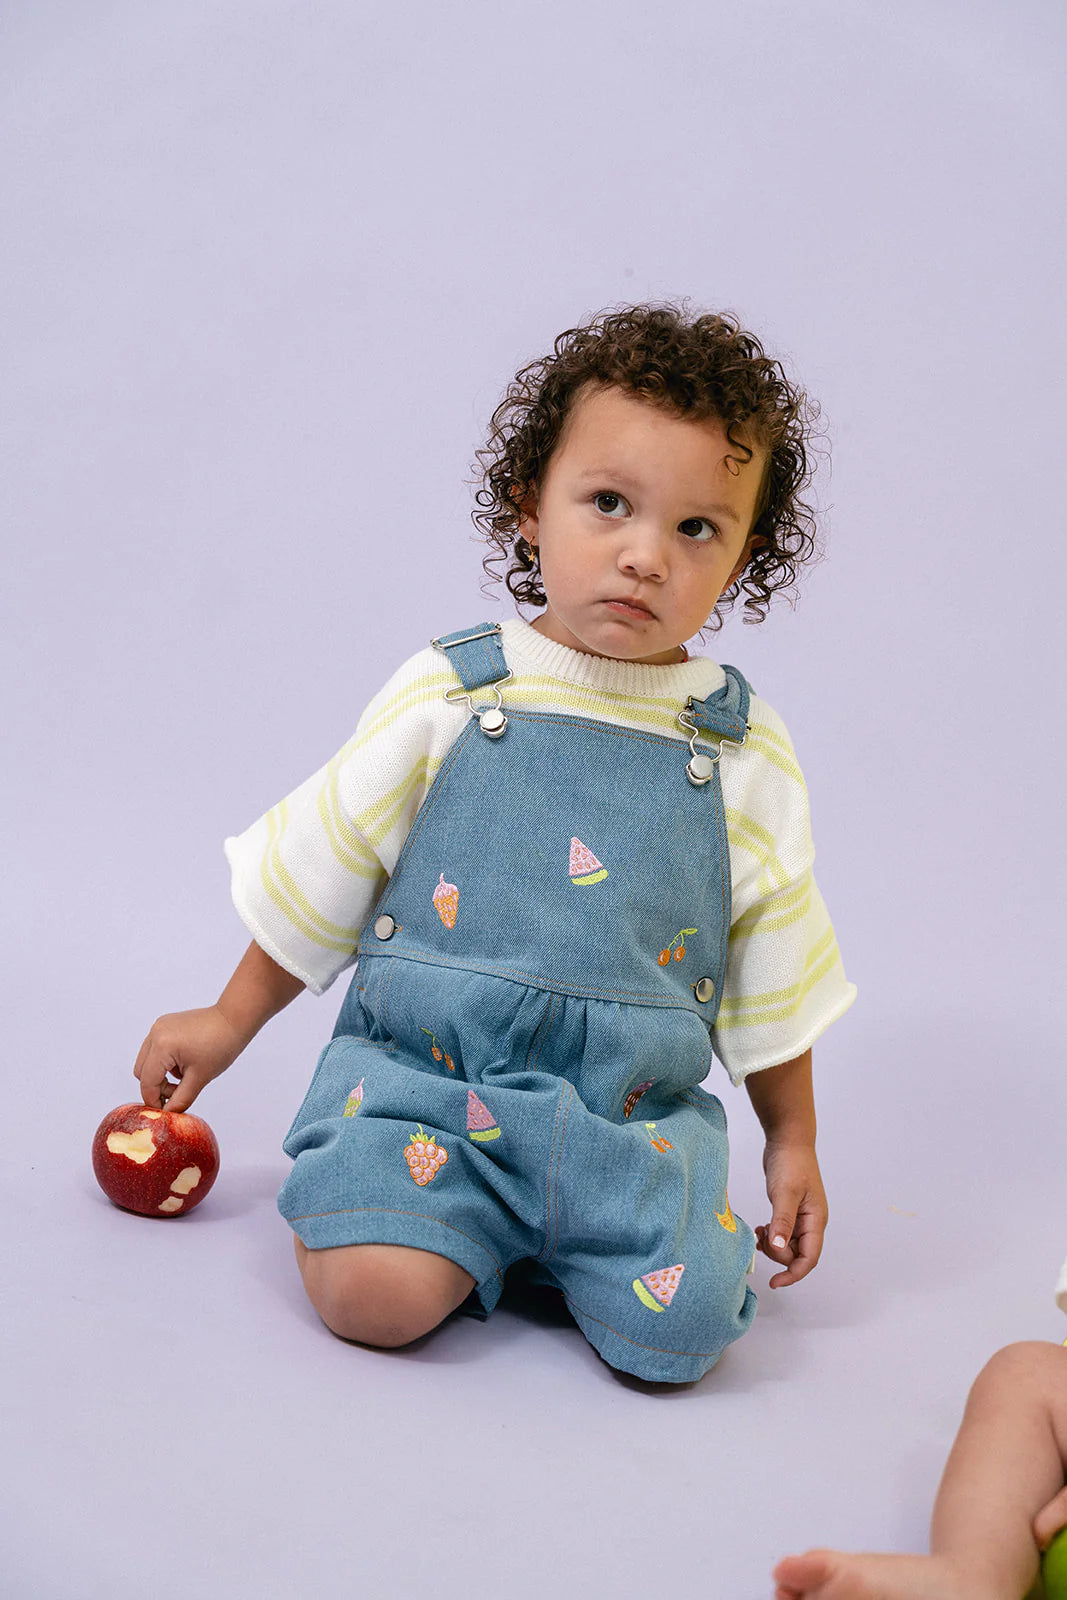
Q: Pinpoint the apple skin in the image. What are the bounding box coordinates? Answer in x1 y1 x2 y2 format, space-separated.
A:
1043 1526 1067 1600
92 1103 220 1217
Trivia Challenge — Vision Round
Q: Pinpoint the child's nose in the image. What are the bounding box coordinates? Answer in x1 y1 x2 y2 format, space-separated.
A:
618 523 670 581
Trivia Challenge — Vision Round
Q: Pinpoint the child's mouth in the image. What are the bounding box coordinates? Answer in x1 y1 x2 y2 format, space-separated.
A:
605 599 655 620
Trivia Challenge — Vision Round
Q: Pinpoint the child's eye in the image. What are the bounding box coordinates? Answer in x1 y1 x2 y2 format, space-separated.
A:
593 491 628 517
678 518 718 543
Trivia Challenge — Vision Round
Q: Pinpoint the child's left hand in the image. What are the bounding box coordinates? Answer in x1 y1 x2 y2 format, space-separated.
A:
754 1139 828 1288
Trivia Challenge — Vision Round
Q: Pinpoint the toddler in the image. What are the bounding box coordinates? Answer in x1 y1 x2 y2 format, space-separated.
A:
134 302 856 1383
772 1335 1067 1598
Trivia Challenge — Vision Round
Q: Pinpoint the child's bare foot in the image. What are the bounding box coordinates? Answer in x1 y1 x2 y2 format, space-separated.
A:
772 1549 1008 1600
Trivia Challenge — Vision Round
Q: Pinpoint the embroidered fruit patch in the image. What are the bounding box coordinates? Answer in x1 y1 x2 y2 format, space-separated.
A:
623 1080 654 1119
433 873 459 928
466 1090 500 1143
716 1191 738 1233
633 1263 685 1312
658 928 697 965
569 837 607 886
404 1126 449 1186
644 1121 673 1152
342 1079 364 1118
420 1027 454 1070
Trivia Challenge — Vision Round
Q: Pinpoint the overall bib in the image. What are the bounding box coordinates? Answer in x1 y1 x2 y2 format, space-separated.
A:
279 623 759 1382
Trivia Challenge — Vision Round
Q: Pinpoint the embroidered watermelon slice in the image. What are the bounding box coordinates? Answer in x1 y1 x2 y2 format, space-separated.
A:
569 837 608 886
632 1263 685 1312
467 1089 501 1142
342 1078 364 1118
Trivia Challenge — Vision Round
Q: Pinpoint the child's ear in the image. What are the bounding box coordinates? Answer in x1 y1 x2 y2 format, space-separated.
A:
513 483 539 538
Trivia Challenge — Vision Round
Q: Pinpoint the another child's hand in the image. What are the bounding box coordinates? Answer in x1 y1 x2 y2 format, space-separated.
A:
1034 1484 1067 1552
133 1005 247 1113
755 1140 828 1288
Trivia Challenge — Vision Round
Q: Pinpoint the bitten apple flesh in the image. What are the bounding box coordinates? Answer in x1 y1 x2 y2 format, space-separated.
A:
92 1103 220 1217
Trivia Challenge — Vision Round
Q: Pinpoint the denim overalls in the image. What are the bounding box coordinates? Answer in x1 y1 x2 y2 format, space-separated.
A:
279 622 758 1382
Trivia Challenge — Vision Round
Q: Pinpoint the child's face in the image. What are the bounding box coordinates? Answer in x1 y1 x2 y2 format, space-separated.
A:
520 383 767 665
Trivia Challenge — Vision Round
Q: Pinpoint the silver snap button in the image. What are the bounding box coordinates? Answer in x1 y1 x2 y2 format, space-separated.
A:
686 753 715 786
478 707 507 738
373 914 396 941
694 976 715 1003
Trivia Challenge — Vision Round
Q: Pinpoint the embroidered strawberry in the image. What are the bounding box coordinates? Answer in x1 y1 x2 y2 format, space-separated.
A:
404 1125 449 1186
632 1263 685 1312
623 1080 654 1119
433 873 459 928
466 1090 501 1142
569 837 608 886
342 1079 364 1118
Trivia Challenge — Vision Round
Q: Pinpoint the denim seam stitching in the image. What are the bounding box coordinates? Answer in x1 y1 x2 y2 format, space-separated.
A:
563 1296 724 1360
539 1081 574 1266
286 1205 505 1285
356 949 714 1009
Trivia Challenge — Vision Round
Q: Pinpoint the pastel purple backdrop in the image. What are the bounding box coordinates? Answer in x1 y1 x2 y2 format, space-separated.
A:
3 3 1064 1596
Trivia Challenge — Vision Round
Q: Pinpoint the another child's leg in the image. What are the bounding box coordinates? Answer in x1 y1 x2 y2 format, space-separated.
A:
293 1236 476 1348
773 1341 1067 1600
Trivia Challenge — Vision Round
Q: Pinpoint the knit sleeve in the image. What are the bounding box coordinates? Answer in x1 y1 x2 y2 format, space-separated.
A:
223 644 461 996
710 696 857 1085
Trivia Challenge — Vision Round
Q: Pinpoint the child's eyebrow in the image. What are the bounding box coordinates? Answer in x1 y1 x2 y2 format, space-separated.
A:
575 468 742 524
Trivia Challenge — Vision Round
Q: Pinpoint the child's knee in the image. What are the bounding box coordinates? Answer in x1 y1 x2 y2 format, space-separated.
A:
970 1340 1067 1406
295 1238 476 1348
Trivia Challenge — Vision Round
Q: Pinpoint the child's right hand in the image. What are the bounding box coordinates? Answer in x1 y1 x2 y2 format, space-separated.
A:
133 1005 248 1113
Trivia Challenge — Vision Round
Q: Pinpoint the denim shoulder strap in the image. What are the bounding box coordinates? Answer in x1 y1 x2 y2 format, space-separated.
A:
430 621 510 690
687 664 751 744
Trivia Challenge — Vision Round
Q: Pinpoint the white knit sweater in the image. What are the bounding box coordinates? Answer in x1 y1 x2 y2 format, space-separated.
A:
225 617 856 1085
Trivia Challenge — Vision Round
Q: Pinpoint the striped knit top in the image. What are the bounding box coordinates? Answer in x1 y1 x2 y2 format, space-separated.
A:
224 617 856 1085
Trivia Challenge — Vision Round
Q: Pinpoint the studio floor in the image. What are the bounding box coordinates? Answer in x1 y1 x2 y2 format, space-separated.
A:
5 994 1061 1599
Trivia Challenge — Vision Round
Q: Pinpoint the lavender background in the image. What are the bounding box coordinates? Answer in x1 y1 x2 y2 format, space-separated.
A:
3 2 1065 1595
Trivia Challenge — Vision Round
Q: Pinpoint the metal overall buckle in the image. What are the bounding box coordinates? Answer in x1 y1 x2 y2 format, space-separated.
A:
431 623 514 739
677 701 750 786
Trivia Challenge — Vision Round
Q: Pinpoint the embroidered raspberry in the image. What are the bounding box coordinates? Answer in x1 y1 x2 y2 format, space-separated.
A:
404 1126 449 1186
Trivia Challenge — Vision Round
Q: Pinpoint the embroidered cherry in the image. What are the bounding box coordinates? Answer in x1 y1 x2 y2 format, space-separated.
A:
420 1027 451 1065
660 928 697 964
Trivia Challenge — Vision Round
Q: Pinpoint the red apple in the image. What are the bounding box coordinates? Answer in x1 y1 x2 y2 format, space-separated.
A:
92 1103 220 1217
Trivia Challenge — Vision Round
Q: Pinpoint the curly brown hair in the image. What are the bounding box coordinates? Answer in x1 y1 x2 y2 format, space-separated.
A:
470 300 823 629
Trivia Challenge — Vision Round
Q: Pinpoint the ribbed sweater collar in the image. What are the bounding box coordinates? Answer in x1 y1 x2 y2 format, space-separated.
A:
499 617 726 700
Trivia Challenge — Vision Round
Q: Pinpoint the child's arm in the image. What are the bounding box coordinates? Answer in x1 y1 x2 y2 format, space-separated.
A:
133 939 305 1113
744 1048 828 1288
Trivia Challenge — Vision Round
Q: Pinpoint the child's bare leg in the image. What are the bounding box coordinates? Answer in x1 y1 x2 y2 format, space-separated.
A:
773 1341 1067 1600
293 1235 476 1347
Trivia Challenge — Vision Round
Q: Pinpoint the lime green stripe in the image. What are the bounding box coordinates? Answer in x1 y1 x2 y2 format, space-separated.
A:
731 872 814 939
745 725 805 785
718 926 837 1018
715 944 842 1030
350 755 447 848
316 774 384 878
258 804 362 950
724 808 790 888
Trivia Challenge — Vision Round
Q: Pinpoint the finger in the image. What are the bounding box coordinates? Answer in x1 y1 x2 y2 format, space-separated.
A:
1034 1485 1067 1550
133 1032 153 1082
163 1072 198 1114
769 1218 824 1288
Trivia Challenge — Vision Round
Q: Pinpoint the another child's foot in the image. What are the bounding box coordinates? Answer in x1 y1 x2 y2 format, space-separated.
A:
772 1549 1008 1600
